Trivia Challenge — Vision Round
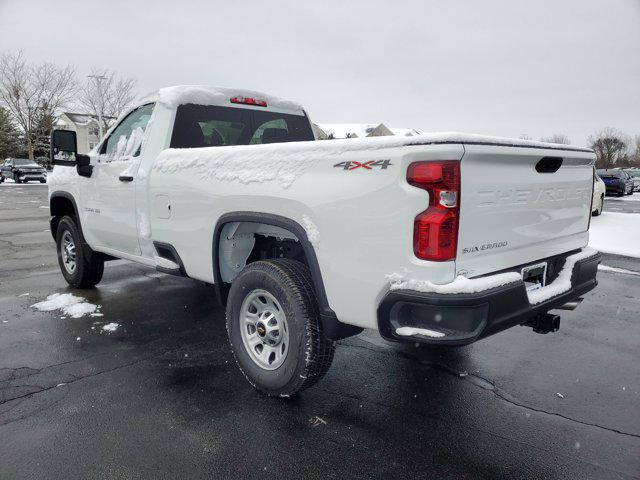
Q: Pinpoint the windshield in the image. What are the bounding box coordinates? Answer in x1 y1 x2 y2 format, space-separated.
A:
626 170 640 178
13 159 36 166
597 170 619 178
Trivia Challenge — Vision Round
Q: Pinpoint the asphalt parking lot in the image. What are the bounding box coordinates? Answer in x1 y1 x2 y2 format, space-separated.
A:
1 183 639 480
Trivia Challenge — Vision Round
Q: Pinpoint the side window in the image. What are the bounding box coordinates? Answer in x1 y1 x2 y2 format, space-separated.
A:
171 104 249 148
101 103 155 157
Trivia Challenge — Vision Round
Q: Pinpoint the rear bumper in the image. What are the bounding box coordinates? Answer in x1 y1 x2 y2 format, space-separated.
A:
377 250 601 346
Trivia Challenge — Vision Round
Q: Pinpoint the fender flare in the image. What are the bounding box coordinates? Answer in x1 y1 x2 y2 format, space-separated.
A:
49 191 106 262
212 212 362 340
49 190 81 240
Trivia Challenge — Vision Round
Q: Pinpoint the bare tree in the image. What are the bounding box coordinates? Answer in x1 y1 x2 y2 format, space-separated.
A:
0 51 77 159
79 69 136 137
588 127 630 169
631 135 640 167
540 134 570 145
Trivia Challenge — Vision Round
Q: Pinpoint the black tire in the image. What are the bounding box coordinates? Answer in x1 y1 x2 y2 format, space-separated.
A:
226 259 335 397
39 179 46 183
15 178 21 184
0 175 4 183
618 190 624 197
55 215 104 288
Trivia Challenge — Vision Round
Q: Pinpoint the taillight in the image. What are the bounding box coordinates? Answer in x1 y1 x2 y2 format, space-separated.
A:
230 96 267 107
407 161 460 261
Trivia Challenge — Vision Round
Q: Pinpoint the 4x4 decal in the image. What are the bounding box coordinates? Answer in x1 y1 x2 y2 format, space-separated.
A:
333 160 393 171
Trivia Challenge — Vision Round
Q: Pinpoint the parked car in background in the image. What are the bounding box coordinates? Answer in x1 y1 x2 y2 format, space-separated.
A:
624 168 640 192
0 158 47 183
596 168 633 196
592 172 605 216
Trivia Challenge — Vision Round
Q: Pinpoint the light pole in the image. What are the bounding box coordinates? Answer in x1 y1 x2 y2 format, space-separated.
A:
87 74 107 140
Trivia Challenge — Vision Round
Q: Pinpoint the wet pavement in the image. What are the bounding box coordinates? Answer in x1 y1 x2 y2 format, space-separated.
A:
1 183 639 479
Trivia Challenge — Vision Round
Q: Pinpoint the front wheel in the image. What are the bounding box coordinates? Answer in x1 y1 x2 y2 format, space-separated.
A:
226 259 335 397
56 216 104 288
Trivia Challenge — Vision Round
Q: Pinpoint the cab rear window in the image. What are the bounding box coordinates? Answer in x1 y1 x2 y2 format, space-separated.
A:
170 104 314 148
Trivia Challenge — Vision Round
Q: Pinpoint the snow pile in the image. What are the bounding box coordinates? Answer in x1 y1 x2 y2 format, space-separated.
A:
597 264 640 276
318 123 420 139
527 247 599 304
589 212 640 258
387 271 522 294
396 326 445 338
102 322 119 332
148 85 303 112
301 215 320 246
31 293 98 318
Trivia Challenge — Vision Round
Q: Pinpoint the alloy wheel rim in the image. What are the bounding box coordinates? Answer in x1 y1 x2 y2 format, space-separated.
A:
61 231 77 274
239 289 289 370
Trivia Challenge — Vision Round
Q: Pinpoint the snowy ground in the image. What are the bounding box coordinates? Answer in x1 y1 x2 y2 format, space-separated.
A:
0 177 48 186
589 211 640 258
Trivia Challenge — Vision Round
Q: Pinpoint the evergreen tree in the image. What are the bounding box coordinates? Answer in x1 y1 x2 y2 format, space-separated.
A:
0 106 22 160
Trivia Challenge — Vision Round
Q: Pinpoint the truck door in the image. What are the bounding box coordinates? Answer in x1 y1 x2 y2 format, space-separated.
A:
83 103 154 256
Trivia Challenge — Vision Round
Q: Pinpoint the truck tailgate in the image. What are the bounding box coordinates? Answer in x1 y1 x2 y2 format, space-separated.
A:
456 145 595 277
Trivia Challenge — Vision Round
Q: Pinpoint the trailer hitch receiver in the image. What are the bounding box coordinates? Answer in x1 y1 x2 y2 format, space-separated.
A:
524 313 560 334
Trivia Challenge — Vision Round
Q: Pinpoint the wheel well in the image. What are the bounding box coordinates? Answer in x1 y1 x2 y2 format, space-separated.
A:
217 221 309 284
50 195 77 238
213 213 363 341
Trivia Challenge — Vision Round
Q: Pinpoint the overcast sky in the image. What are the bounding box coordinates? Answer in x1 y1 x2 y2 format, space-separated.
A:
1 0 638 145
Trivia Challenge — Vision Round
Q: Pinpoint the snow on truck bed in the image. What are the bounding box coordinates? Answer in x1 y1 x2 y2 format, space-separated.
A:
153 132 592 189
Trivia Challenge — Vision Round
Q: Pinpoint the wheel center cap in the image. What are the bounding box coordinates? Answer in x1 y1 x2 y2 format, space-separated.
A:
256 322 266 337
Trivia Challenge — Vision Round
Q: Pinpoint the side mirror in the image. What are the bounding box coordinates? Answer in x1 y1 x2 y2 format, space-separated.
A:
50 129 93 177
51 130 78 166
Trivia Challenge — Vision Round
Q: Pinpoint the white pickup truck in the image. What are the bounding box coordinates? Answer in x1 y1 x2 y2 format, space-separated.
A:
48 85 601 396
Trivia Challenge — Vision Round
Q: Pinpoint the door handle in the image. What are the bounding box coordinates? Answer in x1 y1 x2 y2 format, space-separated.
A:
119 175 134 182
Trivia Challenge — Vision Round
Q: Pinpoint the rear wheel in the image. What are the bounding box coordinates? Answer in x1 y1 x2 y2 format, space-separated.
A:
56 216 104 288
226 259 335 397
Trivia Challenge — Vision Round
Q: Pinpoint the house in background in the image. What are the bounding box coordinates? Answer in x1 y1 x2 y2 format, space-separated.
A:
57 113 115 153
314 123 421 140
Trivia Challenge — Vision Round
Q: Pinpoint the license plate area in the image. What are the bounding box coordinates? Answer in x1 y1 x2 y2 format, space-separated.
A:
521 262 547 292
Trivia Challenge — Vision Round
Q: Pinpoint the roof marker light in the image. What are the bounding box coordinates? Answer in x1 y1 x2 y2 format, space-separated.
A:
230 96 267 107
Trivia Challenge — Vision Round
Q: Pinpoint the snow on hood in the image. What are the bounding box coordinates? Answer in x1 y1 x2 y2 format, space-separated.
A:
140 85 304 112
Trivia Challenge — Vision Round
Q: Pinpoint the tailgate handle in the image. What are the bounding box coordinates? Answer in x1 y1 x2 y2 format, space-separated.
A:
536 157 563 173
